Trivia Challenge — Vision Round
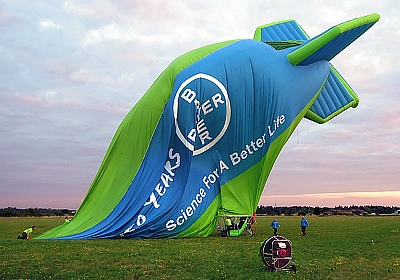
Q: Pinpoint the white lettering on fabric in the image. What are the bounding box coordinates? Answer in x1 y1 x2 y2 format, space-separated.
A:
267 114 286 137
229 133 267 166
121 148 180 236
121 214 146 236
144 148 180 208
165 187 207 231
181 88 196 103
197 119 212 145
173 73 231 155
201 160 229 190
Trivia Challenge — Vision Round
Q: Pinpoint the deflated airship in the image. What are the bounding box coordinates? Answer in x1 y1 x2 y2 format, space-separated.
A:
39 13 379 239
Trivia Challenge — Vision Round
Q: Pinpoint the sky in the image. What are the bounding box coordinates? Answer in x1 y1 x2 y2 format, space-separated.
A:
0 1 399 209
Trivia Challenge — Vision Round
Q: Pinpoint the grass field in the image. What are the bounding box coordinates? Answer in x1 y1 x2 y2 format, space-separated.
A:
1 215 399 279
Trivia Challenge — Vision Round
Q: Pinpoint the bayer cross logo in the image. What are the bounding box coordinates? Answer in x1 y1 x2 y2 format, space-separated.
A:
173 73 231 155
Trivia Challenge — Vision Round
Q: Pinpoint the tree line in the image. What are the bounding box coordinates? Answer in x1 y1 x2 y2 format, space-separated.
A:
0 205 398 217
0 207 75 217
256 205 399 216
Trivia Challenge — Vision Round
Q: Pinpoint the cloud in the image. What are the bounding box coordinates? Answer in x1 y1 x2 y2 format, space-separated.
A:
38 19 61 30
82 22 132 47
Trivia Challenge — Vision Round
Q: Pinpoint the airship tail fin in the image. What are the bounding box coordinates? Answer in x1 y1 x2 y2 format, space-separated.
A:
286 13 380 66
254 14 379 123
253 18 309 42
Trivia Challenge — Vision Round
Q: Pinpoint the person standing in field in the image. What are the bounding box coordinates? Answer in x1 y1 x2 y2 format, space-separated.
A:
225 217 233 232
300 216 309 236
270 218 280 235
17 226 36 239
249 212 257 236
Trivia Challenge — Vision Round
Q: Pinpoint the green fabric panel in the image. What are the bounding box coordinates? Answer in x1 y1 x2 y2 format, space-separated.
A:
229 220 247 236
173 194 221 238
38 40 238 239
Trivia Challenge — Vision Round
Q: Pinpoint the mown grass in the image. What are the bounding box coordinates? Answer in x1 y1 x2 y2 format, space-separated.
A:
1 215 399 279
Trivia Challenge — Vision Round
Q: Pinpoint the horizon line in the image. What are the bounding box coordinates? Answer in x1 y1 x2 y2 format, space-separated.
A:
259 190 400 207
262 190 400 199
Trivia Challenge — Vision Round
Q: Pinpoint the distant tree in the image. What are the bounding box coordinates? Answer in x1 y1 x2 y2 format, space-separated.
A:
313 207 321 215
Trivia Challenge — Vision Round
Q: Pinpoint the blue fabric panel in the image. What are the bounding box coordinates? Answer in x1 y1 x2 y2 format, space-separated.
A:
298 22 376 66
260 20 308 41
309 69 355 119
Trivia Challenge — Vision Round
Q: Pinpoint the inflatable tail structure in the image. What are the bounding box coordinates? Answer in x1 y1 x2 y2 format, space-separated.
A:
254 13 380 123
38 14 379 239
